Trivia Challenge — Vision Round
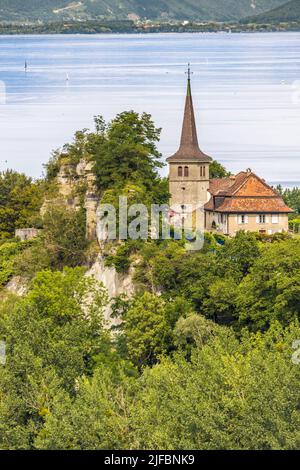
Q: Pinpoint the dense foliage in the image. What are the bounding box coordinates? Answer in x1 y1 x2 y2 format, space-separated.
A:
1 110 300 450
91 112 164 194
1 21 297 35
2 231 299 449
0 171 42 239
277 185 300 214
1 268 300 450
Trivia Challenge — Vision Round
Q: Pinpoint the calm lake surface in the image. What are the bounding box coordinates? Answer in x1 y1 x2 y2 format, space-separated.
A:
0 32 299 185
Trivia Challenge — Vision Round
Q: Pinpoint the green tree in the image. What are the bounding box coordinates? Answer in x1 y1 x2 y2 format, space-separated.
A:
175 251 219 312
119 292 172 369
217 231 260 279
203 278 238 324
34 321 300 450
237 239 300 330
0 170 42 239
0 268 110 448
90 112 164 192
42 203 87 269
128 322 300 450
34 365 133 450
209 160 231 179
135 240 186 292
174 313 221 355
278 186 300 214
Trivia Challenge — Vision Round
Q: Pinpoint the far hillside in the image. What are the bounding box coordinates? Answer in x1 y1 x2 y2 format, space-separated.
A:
0 0 288 22
242 0 300 23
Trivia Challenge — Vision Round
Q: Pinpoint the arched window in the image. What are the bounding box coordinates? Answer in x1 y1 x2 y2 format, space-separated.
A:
178 166 183 177
184 166 189 177
203 166 206 177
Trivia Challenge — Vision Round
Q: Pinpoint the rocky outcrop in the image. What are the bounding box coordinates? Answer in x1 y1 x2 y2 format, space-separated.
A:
56 162 77 198
87 255 135 326
42 158 99 241
6 276 28 296
15 228 40 242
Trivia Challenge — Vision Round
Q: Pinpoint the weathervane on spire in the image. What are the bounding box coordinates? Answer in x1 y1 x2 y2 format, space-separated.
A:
186 63 193 80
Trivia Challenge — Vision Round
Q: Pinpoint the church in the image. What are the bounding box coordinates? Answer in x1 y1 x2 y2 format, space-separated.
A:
167 69 293 236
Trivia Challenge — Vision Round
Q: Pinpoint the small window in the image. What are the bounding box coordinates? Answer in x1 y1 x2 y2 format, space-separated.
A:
238 215 247 224
200 166 206 177
272 214 279 224
178 166 183 177
259 215 266 224
184 166 189 177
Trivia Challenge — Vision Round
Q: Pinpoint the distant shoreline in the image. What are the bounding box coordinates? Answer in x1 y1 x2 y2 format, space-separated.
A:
0 20 299 35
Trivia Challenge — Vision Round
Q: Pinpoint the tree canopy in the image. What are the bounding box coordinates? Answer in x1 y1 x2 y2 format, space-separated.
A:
0 170 42 239
0 112 300 451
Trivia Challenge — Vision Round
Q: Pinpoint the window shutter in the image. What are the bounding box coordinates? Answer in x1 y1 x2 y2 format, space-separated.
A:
256 215 260 224
245 215 249 224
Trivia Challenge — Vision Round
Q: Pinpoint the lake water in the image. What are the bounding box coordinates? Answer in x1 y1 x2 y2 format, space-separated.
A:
0 32 299 185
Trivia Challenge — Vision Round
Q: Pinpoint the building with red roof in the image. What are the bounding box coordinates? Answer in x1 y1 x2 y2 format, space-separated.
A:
167 68 293 236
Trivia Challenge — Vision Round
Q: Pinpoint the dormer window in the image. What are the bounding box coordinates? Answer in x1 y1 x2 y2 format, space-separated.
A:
184 166 189 177
178 166 183 177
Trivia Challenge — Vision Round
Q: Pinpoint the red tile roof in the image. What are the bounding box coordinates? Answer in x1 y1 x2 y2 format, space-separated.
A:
211 197 293 214
205 171 293 214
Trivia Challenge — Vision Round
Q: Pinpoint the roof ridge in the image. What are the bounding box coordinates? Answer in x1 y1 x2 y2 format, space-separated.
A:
229 171 280 197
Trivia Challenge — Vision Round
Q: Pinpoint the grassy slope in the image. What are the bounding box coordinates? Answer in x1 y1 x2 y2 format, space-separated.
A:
0 0 288 22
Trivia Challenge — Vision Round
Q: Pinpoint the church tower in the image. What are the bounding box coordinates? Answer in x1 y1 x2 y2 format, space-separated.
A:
167 66 212 214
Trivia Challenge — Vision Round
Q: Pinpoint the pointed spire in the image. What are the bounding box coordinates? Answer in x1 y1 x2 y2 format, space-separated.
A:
167 64 212 163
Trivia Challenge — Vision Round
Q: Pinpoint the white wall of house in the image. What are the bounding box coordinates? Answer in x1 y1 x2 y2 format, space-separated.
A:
205 212 289 236
228 213 289 235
